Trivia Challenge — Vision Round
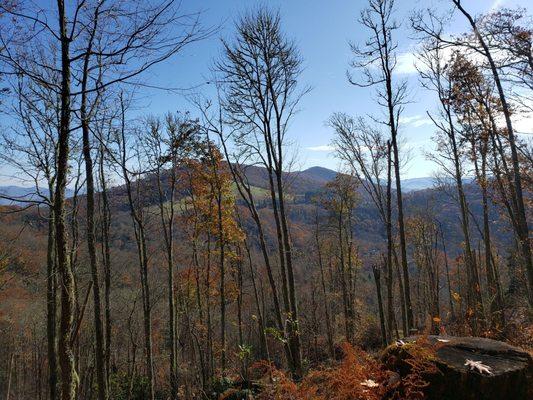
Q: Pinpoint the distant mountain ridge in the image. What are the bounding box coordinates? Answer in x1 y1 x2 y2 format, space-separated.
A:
0 185 76 205
400 177 437 192
0 167 442 205
0 165 512 260
293 167 440 193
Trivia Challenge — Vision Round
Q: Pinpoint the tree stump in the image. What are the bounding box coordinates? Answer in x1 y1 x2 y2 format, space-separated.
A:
382 335 532 400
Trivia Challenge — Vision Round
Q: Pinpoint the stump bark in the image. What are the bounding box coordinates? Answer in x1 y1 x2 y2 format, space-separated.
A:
382 335 532 400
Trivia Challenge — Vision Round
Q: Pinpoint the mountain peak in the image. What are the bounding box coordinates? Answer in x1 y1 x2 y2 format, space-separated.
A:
298 166 338 183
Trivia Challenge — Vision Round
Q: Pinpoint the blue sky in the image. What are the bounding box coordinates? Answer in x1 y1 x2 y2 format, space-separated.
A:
1 0 531 186
138 0 531 179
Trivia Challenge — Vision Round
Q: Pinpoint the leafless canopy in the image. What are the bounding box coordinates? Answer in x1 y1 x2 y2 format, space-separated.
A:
215 7 309 170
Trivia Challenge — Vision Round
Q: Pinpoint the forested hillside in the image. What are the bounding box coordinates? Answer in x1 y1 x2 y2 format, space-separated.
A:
0 1 531 399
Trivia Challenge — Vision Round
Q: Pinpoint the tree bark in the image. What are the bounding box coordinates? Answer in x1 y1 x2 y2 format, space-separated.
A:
386 140 394 341
314 213 335 358
119 100 154 400
372 265 387 347
46 205 58 400
56 1 77 398
6 353 15 400
98 146 112 388
376 3 414 331
80 12 107 398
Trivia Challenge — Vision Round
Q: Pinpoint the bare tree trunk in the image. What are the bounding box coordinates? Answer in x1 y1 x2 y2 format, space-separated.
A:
470 133 504 327
372 265 387 347
391 248 407 335
235 249 245 377
274 170 303 376
98 145 112 388
216 137 294 371
338 210 354 343
314 213 335 358
80 13 107 397
56 2 77 398
390 120 413 332
166 223 178 399
216 186 227 371
385 140 394 341
438 223 455 320
138 224 154 400
346 210 357 340
119 100 154 400
264 165 294 362
46 205 58 400
239 235 267 360
205 233 214 380
154 145 178 399
450 121 484 331
6 353 15 400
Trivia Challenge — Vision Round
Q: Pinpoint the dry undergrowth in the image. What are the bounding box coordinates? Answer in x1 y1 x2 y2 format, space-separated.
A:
386 336 441 400
239 339 440 400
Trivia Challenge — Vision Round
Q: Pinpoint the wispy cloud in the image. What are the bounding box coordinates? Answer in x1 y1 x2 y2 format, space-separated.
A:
399 115 433 128
493 98 533 135
490 0 506 11
306 145 335 152
396 52 418 75
513 111 533 135
396 43 485 76
365 46 420 75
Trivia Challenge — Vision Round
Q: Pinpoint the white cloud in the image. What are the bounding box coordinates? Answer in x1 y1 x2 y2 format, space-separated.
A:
365 48 421 75
399 115 433 128
306 145 335 152
512 97 533 135
491 0 506 11
396 52 419 75
513 111 533 135
396 42 486 76
492 97 533 135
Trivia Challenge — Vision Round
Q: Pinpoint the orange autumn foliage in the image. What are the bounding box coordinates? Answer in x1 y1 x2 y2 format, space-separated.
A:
251 343 389 400
242 338 444 400
299 343 388 400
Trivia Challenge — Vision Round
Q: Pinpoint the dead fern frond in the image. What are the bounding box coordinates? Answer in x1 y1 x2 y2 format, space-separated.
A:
385 334 441 400
298 342 388 400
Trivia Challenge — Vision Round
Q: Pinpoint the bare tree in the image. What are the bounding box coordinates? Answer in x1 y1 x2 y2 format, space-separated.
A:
93 107 117 388
321 174 359 344
0 1 210 397
331 113 403 339
143 113 201 398
0 72 60 400
348 0 414 331
195 93 295 376
312 204 335 357
116 96 156 400
213 8 308 377
416 41 485 331
372 263 387 347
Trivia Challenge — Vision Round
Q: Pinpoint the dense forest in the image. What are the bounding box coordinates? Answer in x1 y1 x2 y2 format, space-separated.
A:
0 0 532 399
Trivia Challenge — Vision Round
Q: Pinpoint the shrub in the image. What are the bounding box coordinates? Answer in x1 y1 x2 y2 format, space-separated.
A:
108 372 150 400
